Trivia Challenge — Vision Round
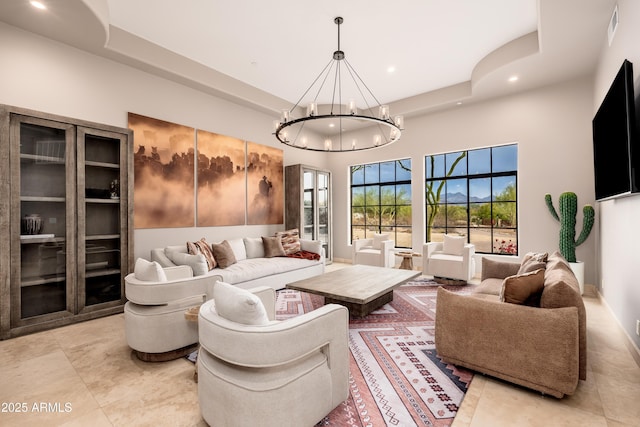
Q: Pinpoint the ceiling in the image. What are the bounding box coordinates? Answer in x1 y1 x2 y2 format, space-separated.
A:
0 0 617 118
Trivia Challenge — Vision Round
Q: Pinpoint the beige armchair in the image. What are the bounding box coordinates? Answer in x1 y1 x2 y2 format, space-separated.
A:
197 283 349 427
352 233 395 268
423 235 476 282
124 258 214 361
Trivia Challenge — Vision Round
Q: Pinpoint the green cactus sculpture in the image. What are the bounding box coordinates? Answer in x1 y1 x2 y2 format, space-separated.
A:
544 192 595 263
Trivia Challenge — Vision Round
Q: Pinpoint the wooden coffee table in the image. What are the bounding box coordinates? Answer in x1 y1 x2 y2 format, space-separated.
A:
286 265 420 317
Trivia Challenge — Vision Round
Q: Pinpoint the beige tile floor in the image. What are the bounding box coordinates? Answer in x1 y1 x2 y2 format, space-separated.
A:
1 269 639 426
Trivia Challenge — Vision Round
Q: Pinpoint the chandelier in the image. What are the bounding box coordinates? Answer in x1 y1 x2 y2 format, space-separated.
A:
273 17 404 152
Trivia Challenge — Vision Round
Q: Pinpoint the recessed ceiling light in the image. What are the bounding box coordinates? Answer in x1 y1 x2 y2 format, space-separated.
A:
328 123 335 128
456 101 463 105
508 75 519 82
387 66 395 73
30 1 46 9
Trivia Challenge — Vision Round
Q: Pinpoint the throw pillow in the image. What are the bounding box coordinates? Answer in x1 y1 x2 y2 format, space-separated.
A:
243 237 265 258
372 233 390 250
262 236 286 258
133 258 167 282
517 252 549 275
276 228 301 255
213 281 269 325
166 251 208 276
211 240 237 268
227 238 247 261
187 238 217 270
500 268 545 305
443 234 465 256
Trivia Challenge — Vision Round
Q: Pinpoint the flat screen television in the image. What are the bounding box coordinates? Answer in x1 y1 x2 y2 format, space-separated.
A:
592 59 640 201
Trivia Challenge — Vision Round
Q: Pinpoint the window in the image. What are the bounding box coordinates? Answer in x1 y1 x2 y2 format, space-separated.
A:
425 144 517 254
350 159 412 248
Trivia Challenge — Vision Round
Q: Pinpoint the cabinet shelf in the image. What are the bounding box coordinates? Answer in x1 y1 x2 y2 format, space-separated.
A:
21 274 66 288
85 198 120 204
20 235 64 245
85 160 119 169
21 196 66 203
85 268 120 279
86 234 120 241
20 153 64 163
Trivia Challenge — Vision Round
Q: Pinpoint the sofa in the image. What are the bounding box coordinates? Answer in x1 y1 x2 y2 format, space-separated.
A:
435 251 586 398
124 232 325 361
150 235 325 290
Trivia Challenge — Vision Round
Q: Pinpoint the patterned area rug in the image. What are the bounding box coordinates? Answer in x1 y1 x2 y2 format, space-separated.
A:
275 277 474 427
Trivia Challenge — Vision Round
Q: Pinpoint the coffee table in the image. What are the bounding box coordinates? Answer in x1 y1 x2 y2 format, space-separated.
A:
286 265 420 317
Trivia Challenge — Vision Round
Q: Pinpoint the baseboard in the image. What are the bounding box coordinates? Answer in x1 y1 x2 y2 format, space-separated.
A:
596 289 640 368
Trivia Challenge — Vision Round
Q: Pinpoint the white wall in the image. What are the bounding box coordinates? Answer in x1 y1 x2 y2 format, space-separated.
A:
593 0 640 350
329 78 597 283
0 22 329 260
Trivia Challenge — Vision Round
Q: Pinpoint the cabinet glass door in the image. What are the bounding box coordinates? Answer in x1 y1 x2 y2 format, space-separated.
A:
11 116 75 323
317 171 330 260
302 171 315 240
78 127 126 311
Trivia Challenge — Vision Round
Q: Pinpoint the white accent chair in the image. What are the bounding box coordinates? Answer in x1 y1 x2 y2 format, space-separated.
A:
124 259 215 361
423 235 476 282
197 283 349 427
352 233 395 268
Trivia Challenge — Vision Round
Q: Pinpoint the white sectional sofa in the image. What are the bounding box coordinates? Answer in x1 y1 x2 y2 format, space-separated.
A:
124 235 325 361
150 237 325 290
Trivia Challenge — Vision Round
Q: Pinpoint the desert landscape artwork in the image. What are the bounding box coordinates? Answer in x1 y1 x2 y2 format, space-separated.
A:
196 130 246 226
246 142 283 225
129 113 195 228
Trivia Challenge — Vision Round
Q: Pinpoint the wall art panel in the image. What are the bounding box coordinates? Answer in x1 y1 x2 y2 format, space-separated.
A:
246 142 283 225
129 113 195 228
196 130 246 226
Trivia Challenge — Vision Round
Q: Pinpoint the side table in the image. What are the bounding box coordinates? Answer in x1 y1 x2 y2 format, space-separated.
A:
185 305 201 382
395 251 421 270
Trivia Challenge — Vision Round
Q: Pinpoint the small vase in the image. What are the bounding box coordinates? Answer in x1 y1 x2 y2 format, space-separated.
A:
23 214 43 235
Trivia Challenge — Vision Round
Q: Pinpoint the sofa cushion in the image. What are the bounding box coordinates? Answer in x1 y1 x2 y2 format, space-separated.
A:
212 281 269 325
134 258 167 282
187 238 217 270
517 252 548 275
500 268 545 305
372 233 390 250
227 238 247 261
443 234 465 256
214 257 319 284
211 240 237 269
243 237 265 259
262 236 286 258
276 228 301 255
166 251 208 276
481 257 521 281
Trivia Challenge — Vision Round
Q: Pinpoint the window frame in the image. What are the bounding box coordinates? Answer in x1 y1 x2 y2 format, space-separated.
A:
425 144 518 255
350 158 412 248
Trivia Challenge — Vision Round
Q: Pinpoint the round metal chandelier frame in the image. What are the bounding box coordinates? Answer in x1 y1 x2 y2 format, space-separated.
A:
273 17 404 152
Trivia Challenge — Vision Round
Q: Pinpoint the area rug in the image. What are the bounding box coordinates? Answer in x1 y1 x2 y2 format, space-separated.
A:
275 277 474 427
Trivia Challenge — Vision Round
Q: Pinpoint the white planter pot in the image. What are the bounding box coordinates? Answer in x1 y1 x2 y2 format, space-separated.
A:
569 261 584 295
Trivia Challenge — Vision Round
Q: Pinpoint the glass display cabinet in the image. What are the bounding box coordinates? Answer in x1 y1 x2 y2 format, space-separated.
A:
285 164 332 263
0 105 132 339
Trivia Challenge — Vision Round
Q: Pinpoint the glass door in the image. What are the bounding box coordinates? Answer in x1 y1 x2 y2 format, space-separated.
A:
317 171 330 261
10 115 75 324
77 127 127 312
302 171 315 240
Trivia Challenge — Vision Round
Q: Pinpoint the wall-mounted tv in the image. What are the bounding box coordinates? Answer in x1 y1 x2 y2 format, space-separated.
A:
592 59 640 201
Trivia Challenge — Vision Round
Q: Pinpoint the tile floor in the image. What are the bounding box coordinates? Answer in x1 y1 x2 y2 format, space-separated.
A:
1 265 639 426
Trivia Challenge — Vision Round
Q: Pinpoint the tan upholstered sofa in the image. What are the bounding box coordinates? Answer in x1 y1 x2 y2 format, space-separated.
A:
435 251 586 398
